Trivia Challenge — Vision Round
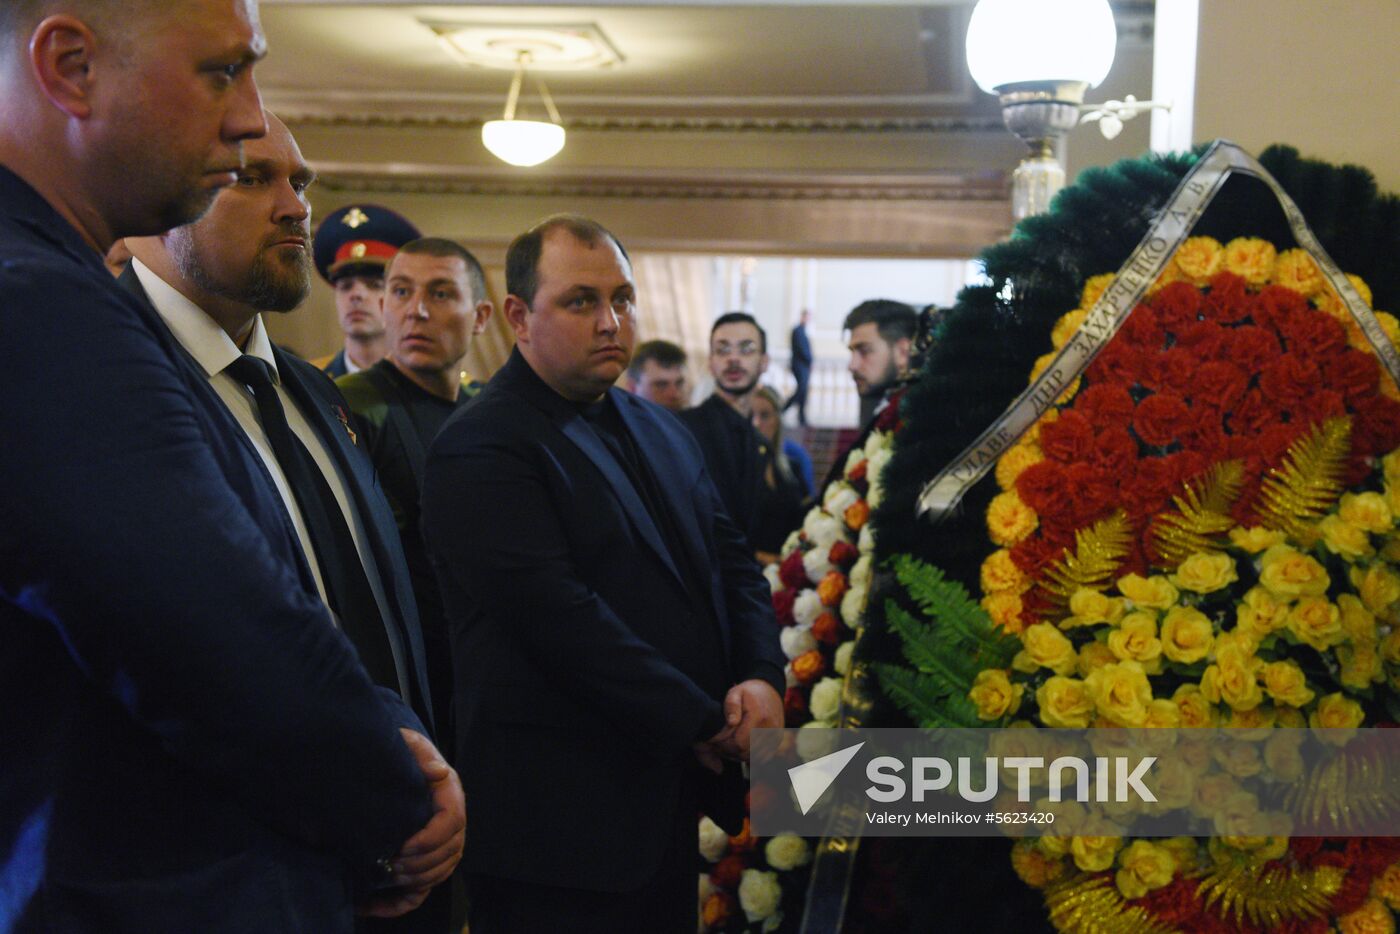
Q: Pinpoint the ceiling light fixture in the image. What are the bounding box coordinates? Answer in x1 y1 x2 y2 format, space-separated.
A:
481 51 565 168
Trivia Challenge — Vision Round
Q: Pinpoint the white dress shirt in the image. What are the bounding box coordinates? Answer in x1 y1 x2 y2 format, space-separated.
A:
133 259 396 641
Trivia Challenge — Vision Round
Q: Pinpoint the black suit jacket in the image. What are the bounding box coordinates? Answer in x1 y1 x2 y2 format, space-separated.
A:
678 394 766 541
0 166 431 933
116 267 436 736
421 351 784 892
790 323 813 371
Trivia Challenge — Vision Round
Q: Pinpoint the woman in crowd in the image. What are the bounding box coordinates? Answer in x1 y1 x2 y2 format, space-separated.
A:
749 386 812 563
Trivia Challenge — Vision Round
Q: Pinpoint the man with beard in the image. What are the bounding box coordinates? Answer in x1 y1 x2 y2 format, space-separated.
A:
845 299 916 428
0 2 448 931
123 113 464 932
679 312 770 542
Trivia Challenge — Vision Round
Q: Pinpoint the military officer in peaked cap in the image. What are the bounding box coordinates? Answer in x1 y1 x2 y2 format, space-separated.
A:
312 203 421 378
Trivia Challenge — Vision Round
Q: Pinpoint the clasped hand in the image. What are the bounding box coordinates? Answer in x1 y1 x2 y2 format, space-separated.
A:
357 729 466 918
693 679 783 775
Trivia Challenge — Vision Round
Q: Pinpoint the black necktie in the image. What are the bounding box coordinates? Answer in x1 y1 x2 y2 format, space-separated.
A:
225 355 398 691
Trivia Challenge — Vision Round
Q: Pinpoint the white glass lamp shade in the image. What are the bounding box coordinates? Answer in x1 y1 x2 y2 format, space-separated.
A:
481 119 565 167
965 0 1117 93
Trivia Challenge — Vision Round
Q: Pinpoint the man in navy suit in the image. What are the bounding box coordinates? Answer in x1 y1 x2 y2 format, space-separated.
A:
0 4 452 931
421 215 786 933
123 113 464 931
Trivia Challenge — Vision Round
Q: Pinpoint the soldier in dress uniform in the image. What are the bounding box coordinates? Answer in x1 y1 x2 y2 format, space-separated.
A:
311 204 421 377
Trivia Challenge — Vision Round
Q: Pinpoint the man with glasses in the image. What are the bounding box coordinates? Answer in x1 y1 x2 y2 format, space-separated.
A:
679 312 771 541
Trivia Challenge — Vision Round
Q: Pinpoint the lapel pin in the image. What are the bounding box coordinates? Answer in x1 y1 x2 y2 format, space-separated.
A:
334 405 357 445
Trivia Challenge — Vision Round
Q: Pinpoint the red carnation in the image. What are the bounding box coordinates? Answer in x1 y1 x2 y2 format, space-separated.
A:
1092 424 1140 475
1150 280 1205 331
873 388 906 433
828 540 859 569
1121 455 1178 517
771 588 796 627
1075 382 1136 425
1038 409 1096 463
1258 353 1320 409
1009 537 1065 576
779 549 808 590
1226 389 1276 435
1138 347 1197 395
847 459 868 483
1278 308 1347 360
711 854 746 888
1251 282 1310 333
783 686 808 724
1229 324 1282 372
1062 462 1116 525
1085 340 1145 386
1173 320 1228 360
1133 392 1192 446
1117 303 1165 348
1016 460 1070 518
1202 271 1252 324
1352 393 1400 457
811 611 842 645
1320 347 1381 402
1189 360 1250 413
1294 388 1346 426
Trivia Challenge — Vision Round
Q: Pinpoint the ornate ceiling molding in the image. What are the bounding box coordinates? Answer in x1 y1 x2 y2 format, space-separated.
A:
309 161 1009 201
285 110 1005 134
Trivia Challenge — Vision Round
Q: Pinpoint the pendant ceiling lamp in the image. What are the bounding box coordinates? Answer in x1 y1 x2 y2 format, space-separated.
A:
481 51 566 168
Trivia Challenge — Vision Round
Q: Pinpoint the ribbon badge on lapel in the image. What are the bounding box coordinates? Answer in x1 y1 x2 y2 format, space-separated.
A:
334 405 357 446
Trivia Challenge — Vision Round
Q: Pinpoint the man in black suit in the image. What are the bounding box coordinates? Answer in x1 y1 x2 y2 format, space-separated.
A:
679 311 771 542
421 215 785 933
783 308 813 425
0 3 449 932
124 112 464 930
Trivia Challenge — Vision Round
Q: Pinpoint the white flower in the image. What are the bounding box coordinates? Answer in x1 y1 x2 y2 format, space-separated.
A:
839 584 868 626
867 445 894 482
822 482 860 519
803 513 845 554
843 449 866 480
738 869 782 922
809 676 843 722
792 589 824 629
764 834 813 872
780 627 817 660
698 873 716 908
763 563 783 593
796 720 838 761
850 554 874 592
863 429 892 460
698 816 729 862
801 548 834 585
834 641 855 676
858 523 876 554
780 529 803 557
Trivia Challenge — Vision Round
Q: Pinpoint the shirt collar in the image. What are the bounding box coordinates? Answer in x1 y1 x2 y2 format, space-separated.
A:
132 257 279 383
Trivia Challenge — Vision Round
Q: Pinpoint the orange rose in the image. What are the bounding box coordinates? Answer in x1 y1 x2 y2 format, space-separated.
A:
702 891 735 927
728 817 756 852
817 571 849 607
811 611 841 645
844 499 870 531
791 650 826 684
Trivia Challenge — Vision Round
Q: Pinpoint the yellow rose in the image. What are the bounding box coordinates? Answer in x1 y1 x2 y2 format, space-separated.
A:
1222 236 1277 285
1173 683 1217 728
1337 898 1394 934
1229 526 1286 553
1079 272 1116 311
1160 838 1199 873
1353 564 1400 620
1010 840 1066 889
1067 588 1125 626
969 669 1023 721
1114 840 1178 900
1143 698 1181 729
1085 660 1153 727
1191 773 1241 819
1226 704 1276 733
982 591 1027 634
1264 730 1306 781
1152 758 1197 809
1235 586 1289 640
1077 640 1117 676
1338 641 1384 690
1169 552 1238 594
1275 706 1307 728
987 490 1038 547
1259 545 1331 598
1286 596 1344 651
1317 515 1376 560
1204 645 1263 711
1372 863 1400 910
1270 247 1326 296
981 549 1030 596
1036 676 1095 728
994 442 1043 491
1383 630 1400 666
1116 573 1179 610
1387 486 1400 523
1070 830 1123 874
1340 491 1394 533
1159 606 1215 664
1310 692 1366 730
1050 308 1087 350
1015 623 1078 676
1171 236 1224 283
1262 660 1316 707
1106 612 1162 670
1382 533 1400 562
1213 789 1266 839
1338 593 1379 642
1213 740 1263 779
